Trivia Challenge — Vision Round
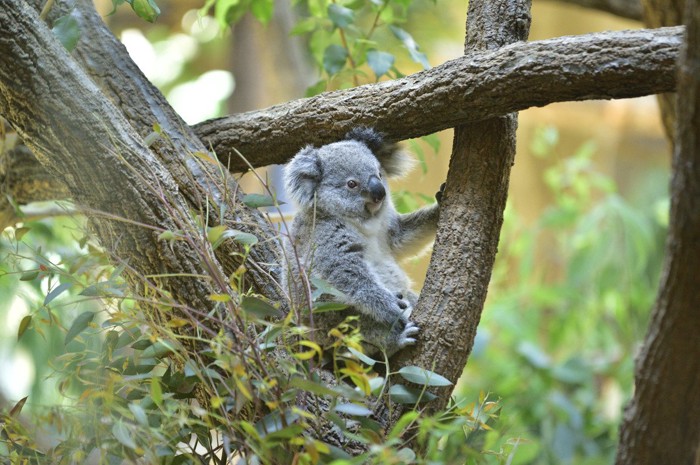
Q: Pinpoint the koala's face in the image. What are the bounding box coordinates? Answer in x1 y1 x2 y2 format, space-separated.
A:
316 141 388 219
285 139 390 221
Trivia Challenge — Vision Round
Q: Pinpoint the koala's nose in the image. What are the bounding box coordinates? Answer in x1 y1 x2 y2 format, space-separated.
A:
367 175 386 203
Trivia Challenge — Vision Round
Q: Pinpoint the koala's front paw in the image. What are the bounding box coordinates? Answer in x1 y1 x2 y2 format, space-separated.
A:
397 321 420 348
435 182 446 204
395 292 413 318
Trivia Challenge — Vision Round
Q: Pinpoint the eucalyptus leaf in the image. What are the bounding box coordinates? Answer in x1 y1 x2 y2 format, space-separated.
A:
334 402 373 417
51 14 81 51
64 311 95 345
397 366 452 387
242 193 278 208
390 26 430 69
112 420 137 449
366 50 395 78
241 296 280 319
323 44 348 75
388 384 437 404
128 0 160 23
328 4 354 28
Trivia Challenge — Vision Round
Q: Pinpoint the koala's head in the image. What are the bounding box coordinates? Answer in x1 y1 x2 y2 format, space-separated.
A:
284 127 412 220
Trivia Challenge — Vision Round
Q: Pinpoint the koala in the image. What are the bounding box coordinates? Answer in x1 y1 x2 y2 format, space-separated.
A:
282 127 442 356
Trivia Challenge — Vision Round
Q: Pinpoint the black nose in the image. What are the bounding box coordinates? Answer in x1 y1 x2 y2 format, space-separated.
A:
368 176 385 203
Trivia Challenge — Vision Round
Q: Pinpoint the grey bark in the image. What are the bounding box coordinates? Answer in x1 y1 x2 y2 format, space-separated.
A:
194 27 682 173
391 0 531 410
0 1 222 317
545 0 643 21
615 0 700 463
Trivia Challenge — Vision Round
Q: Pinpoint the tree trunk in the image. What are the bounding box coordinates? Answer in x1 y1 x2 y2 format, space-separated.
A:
615 0 700 463
391 0 531 409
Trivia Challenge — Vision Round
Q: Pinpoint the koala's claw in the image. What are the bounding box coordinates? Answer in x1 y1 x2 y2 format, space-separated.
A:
398 322 420 347
435 182 446 204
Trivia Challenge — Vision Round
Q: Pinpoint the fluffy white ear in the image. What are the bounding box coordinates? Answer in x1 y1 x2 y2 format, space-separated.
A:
284 146 322 208
345 127 414 178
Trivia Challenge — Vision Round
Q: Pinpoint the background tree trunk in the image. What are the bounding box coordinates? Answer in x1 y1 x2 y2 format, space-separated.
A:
615 0 700 463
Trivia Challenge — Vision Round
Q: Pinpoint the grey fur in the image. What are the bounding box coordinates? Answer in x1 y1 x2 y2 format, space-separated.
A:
282 128 441 356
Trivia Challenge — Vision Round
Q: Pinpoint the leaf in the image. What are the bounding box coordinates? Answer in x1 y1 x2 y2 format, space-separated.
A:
51 14 81 51
14 227 31 241
18 315 31 341
387 411 419 440
242 193 278 208
44 282 72 306
151 377 163 407
128 0 160 23
310 277 346 300
312 302 348 313
251 0 274 24
112 420 137 449
241 296 280 319
398 366 452 387
334 403 373 417
305 79 327 97
323 44 348 75
366 50 395 79
328 4 354 28
289 377 339 398
209 227 259 249
9 396 28 418
64 311 95 345
19 271 39 281
347 347 377 366
129 403 149 426
388 384 437 404
390 26 430 69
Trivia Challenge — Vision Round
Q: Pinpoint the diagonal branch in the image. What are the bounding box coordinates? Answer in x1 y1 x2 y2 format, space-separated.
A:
194 26 682 172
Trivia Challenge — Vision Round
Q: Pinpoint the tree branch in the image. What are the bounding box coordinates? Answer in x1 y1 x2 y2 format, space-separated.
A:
542 0 643 21
194 26 682 172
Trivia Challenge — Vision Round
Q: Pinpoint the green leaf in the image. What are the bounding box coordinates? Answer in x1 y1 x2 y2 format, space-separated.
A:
241 296 280 319
44 282 72 306
347 347 377 366
242 193 278 208
64 311 95 345
328 4 354 28
366 50 394 79
20 271 39 281
14 227 31 241
397 366 452 387
9 397 28 418
127 0 160 23
112 420 137 449
312 302 348 313
289 376 340 398
151 377 163 407
18 315 31 341
390 26 430 69
323 44 348 75
129 403 149 426
251 0 274 24
334 402 372 417
51 14 81 51
387 411 419 440
311 277 346 300
388 384 437 404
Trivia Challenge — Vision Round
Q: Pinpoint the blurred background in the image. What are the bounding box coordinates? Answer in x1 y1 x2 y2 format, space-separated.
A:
0 1 669 463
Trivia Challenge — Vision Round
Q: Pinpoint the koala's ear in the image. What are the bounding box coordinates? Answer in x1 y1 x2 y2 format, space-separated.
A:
345 127 414 178
284 145 323 208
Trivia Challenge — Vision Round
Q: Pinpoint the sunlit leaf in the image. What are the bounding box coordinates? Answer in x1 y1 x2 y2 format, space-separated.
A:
251 0 274 24
128 0 160 23
397 366 452 387
151 377 163 407
347 347 377 366
14 227 31 241
64 311 95 345
312 302 348 313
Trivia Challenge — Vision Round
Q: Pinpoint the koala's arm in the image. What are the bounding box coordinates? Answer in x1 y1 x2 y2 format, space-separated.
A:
388 202 440 259
310 220 408 327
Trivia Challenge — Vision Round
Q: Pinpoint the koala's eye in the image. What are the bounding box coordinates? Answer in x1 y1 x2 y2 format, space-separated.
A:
347 180 358 189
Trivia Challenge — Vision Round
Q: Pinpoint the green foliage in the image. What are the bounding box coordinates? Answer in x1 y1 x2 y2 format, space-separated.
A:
457 126 668 464
110 0 161 23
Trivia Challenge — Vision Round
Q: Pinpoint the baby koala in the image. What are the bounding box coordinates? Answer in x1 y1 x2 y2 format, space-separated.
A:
282 127 442 356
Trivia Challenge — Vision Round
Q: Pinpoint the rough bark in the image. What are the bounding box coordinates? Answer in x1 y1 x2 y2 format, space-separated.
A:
642 0 685 140
0 145 70 229
545 0 643 21
615 0 700 463
194 27 681 173
0 1 221 319
391 0 531 409
25 0 282 300
1 27 682 212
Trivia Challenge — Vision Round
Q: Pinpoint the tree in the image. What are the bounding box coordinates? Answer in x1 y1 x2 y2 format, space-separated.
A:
0 0 697 463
